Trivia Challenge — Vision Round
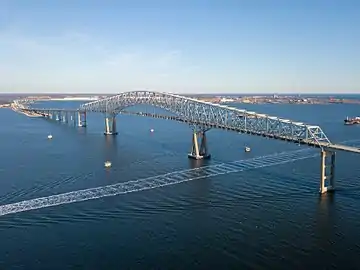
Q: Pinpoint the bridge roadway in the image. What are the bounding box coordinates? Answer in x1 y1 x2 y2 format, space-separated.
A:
119 111 360 154
13 90 360 194
321 143 360 154
20 107 360 153
15 95 360 154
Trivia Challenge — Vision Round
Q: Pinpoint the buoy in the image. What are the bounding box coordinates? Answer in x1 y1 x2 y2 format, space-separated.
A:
47 134 53 139
150 128 154 133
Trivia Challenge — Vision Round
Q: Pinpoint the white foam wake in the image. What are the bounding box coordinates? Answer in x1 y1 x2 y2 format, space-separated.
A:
0 148 318 217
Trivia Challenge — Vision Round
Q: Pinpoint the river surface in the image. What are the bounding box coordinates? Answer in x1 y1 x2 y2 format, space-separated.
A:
1 101 360 269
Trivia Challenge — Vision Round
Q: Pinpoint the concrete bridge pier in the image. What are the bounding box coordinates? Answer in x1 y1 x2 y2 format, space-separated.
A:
104 114 118 135
320 149 335 194
62 112 67 123
71 112 76 126
188 128 211 160
65 112 69 124
77 111 87 127
55 111 60 121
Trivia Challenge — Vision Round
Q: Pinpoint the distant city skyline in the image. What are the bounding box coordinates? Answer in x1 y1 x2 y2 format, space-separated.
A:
1 0 359 94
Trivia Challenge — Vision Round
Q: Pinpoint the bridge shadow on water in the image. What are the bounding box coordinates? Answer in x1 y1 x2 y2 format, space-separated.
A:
184 159 215 214
308 193 340 266
188 158 212 170
103 134 118 150
103 135 119 160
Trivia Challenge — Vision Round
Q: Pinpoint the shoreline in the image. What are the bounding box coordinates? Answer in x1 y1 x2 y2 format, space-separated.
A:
10 96 360 106
196 96 360 105
5 94 360 119
9 103 43 117
6 98 357 123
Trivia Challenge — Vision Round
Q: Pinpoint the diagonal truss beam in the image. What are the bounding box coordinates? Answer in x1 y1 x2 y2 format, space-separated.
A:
16 91 331 147
79 91 331 146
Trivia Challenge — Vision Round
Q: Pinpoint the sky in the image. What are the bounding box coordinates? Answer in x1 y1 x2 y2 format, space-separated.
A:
0 0 359 94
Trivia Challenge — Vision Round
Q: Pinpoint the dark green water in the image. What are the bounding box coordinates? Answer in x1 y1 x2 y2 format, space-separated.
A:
0 101 360 269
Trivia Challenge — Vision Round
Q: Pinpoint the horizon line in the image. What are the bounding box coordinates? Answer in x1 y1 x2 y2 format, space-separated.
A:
0 92 360 96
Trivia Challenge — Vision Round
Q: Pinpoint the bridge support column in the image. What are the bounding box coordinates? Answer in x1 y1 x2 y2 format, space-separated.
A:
104 115 118 135
62 112 67 123
72 112 76 126
320 150 335 194
77 111 87 127
188 129 211 160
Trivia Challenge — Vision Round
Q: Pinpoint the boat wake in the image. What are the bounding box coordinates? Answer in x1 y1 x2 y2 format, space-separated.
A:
0 148 317 217
1 138 359 218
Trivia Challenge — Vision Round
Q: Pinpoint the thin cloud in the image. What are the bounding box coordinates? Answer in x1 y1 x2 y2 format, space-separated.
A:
0 30 199 92
155 50 182 68
103 52 141 67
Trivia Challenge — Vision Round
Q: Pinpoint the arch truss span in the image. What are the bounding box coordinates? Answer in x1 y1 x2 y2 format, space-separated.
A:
80 91 331 146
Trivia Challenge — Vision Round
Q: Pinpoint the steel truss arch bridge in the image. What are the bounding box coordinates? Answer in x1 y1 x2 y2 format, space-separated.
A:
80 91 330 144
17 90 360 194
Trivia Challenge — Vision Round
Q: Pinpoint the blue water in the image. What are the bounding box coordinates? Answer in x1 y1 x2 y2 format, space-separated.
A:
1 102 360 269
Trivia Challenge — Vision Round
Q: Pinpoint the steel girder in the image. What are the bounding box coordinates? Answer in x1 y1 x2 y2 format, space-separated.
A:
79 91 331 145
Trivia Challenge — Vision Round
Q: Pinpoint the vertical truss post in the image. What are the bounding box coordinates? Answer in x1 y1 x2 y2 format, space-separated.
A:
320 149 335 194
104 113 118 135
188 127 211 160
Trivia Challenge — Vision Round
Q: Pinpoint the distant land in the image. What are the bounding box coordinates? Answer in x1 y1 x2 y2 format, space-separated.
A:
0 92 359 98
1 92 360 107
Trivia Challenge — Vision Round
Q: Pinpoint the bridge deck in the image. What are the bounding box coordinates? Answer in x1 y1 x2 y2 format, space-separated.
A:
323 143 360 154
122 111 360 154
22 107 360 155
28 108 79 112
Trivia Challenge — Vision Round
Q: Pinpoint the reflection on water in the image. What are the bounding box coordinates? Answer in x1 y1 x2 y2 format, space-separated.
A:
1 101 360 269
188 158 212 170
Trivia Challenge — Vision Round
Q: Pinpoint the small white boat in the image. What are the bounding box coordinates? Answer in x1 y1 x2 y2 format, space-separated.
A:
47 134 53 139
150 128 154 133
245 146 251 152
104 161 112 168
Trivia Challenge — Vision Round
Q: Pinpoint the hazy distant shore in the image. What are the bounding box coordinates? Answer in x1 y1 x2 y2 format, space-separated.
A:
1 93 360 107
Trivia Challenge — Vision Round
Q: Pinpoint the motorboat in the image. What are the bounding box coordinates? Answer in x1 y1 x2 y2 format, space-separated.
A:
47 134 53 139
245 146 251 152
104 161 112 168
